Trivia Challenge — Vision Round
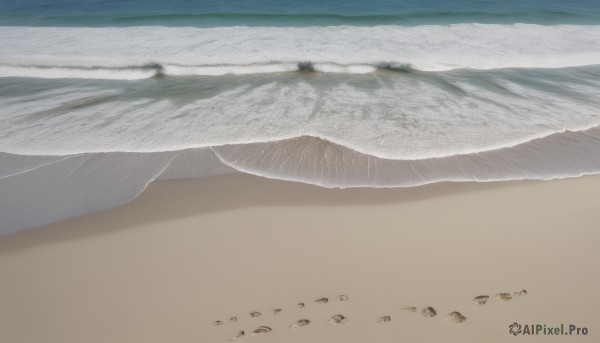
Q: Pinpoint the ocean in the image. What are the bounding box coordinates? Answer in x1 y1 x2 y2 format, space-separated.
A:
1 0 600 234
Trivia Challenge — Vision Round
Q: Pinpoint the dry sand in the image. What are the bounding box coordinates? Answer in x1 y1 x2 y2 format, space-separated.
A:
0 174 599 343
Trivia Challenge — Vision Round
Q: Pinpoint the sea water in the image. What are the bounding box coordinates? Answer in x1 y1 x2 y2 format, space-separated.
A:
1 0 600 233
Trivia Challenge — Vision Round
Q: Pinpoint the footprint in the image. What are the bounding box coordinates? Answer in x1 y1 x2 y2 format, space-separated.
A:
315 298 328 304
421 307 437 318
297 303 305 309
377 315 391 323
213 320 223 326
511 289 528 296
445 312 467 323
252 326 272 336
473 295 490 305
290 319 310 331
250 311 262 318
229 330 245 341
328 314 349 326
496 293 512 301
272 309 282 315
229 316 238 322
338 295 350 302
401 307 417 312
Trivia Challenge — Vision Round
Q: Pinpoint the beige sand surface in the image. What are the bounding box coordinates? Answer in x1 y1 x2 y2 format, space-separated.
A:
0 174 599 343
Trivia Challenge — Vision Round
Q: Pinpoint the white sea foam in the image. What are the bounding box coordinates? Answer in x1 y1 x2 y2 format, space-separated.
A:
0 65 156 80
1 24 600 76
2 67 600 160
312 63 376 74
0 62 401 79
162 63 299 76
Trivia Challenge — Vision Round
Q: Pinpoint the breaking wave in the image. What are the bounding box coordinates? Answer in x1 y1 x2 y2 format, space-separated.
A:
2 24 600 78
0 62 413 79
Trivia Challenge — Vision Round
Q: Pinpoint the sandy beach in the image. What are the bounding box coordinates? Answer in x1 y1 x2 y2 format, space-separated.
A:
3 1 600 342
0 174 598 343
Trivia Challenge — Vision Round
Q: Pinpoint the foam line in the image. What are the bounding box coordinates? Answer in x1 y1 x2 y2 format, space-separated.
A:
0 153 73 178
0 65 156 80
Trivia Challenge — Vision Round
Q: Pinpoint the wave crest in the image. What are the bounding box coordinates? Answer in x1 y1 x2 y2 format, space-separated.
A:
0 62 411 79
2 24 600 77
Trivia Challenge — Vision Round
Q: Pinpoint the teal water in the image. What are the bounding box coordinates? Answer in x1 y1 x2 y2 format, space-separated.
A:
1 0 600 26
